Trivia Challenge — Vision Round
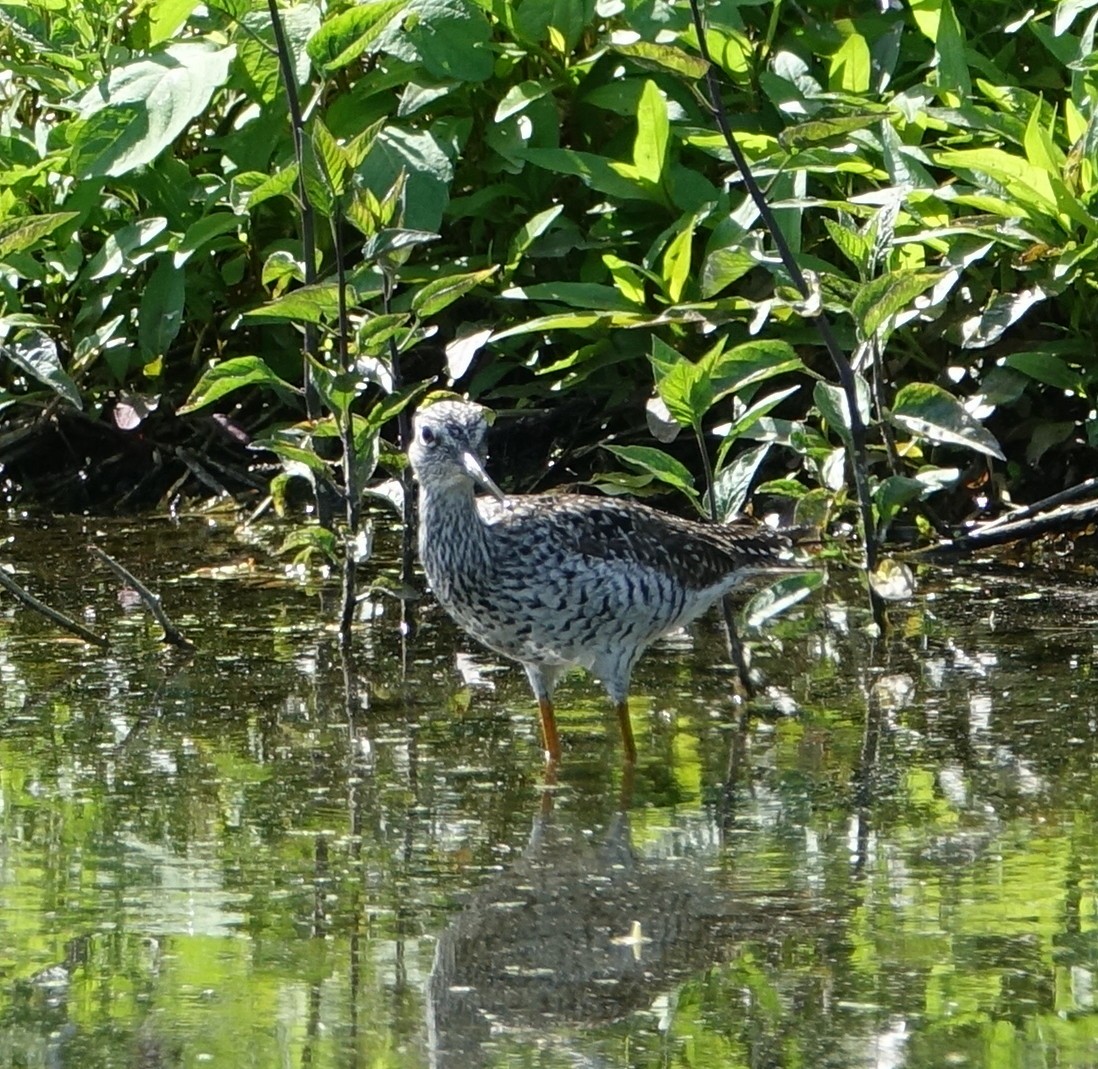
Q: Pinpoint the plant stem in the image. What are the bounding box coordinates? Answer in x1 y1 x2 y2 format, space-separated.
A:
686 0 881 616
267 0 329 528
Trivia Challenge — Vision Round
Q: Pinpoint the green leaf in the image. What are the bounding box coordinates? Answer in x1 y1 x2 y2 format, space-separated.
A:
909 0 970 98
138 257 185 361
311 118 348 197
72 42 235 178
829 32 871 93
0 213 80 261
814 377 870 447
241 283 340 324
501 282 637 312
662 215 694 303
632 79 669 189
1002 350 1084 393
611 41 709 80
708 339 802 400
523 147 666 203
708 443 771 522
603 444 698 500
412 267 498 318
178 356 299 413
850 268 944 341
307 0 406 71
875 474 927 530
245 165 300 210
1 330 82 408
891 382 1005 460
174 213 241 266
822 217 869 276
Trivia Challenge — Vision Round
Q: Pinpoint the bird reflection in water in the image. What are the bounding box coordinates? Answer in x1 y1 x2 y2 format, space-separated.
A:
427 769 814 1068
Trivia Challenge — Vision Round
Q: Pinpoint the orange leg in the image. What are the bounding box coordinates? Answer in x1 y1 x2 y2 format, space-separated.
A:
537 695 562 763
616 700 637 764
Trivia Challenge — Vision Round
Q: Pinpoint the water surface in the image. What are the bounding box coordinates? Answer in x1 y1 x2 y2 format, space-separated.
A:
1 513 1097 1067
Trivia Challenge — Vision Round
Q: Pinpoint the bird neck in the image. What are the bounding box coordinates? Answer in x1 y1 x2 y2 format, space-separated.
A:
417 478 490 573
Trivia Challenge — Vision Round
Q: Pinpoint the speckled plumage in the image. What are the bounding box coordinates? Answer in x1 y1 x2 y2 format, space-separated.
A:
409 400 795 762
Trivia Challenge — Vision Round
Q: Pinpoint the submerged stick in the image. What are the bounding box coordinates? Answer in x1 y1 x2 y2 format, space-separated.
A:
0 564 109 648
87 545 194 650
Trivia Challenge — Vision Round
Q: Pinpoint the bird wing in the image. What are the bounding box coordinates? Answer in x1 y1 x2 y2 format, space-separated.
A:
477 493 793 592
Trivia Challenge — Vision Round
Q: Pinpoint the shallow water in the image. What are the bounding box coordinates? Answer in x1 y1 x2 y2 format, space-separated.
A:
1 513 1098 1068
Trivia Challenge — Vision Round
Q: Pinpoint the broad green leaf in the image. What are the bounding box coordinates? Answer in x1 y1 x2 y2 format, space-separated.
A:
174 213 241 266
603 444 698 499
829 32 871 93
84 218 168 281
823 217 869 276
655 356 711 429
495 80 555 122
891 381 1005 460
179 356 299 413
708 443 771 522
612 41 709 80
523 147 666 203
138 257 185 360
778 112 889 148
145 0 199 46
874 474 927 530
714 386 802 466
501 282 637 312
411 267 498 318
708 339 802 400
909 0 970 98
241 283 340 324
662 215 694 303
73 43 235 178
307 0 406 71
491 309 660 340
851 268 945 340
373 0 493 81
312 119 348 197
1003 349 1084 392
951 285 1048 349
1 330 81 408
0 213 80 261
629 80 669 190
245 165 300 210
700 246 756 297
814 377 870 446
507 205 563 268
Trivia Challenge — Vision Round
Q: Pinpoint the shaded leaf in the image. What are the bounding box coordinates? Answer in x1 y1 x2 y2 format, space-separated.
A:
1 330 82 408
0 213 80 261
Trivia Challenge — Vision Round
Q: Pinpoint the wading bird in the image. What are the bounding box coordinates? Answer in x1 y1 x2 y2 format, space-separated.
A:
409 399 795 763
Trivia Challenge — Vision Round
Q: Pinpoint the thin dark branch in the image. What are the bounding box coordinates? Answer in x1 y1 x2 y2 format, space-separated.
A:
0 565 109 648
88 545 194 650
685 0 880 596
941 498 1098 552
267 0 328 525
979 477 1098 532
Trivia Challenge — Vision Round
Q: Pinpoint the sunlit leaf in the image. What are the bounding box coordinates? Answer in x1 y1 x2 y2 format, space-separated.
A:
413 267 498 318
708 443 772 522
241 283 340 324
307 0 405 71
612 41 709 79
73 43 235 178
891 381 1005 460
851 268 945 340
0 213 80 261
178 356 299 413
603 444 698 500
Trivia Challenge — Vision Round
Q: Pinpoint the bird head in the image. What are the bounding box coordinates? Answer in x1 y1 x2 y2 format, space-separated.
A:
409 400 505 500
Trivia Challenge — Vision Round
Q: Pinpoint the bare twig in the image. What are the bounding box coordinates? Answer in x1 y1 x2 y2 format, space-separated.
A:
0 564 109 647
87 545 194 650
942 498 1098 552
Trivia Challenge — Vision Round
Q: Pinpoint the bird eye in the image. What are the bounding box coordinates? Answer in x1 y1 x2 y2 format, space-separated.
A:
420 425 436 447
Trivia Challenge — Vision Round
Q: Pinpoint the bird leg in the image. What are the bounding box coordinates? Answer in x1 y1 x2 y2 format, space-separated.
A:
615 701 637 764
537 695 562 763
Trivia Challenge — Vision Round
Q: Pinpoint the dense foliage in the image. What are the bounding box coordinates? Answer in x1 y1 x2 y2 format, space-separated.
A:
1 0 1096 548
